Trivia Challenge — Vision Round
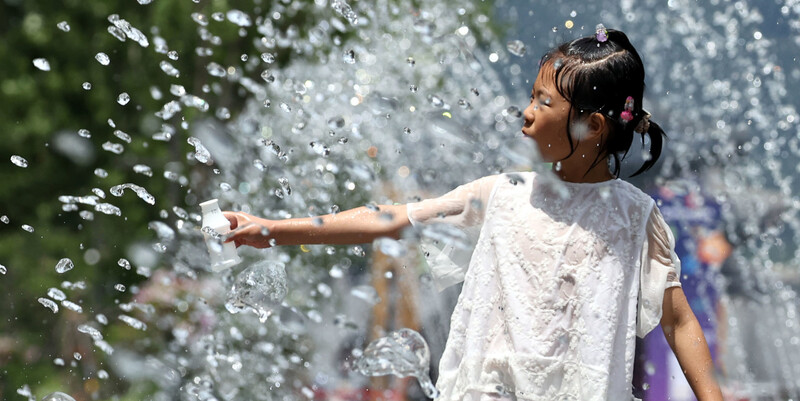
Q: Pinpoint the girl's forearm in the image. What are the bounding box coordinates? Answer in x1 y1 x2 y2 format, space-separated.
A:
663 316 723 401
272 204 409 246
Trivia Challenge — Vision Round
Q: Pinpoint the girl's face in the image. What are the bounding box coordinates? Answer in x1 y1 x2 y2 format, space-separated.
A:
521 64 574 162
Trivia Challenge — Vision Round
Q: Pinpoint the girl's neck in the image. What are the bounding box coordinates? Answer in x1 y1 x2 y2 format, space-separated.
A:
552 155 615 184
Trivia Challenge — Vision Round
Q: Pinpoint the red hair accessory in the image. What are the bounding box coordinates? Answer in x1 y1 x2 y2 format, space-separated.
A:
621 96 634 122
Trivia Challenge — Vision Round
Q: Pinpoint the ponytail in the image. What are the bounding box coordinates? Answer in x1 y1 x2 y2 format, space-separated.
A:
630 118 665 177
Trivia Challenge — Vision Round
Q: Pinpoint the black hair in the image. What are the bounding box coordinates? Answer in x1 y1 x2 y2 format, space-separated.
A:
539 28 665 177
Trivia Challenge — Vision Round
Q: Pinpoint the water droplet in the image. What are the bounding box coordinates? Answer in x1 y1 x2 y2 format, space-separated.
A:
406 56 415 66
33 58 51 71
570 10 577 17
39 298 59 313
113 130 131 143
505 106 522 118
118 314 147 330
226 9 252 26
159 61 180 77
101 141 124 154
117 92 130 105
555 161 562 171
56 258 74 273
187 137 212 164
97 370 109 379
47 288 67 301
95 52 110 66
110 183 156 205
133 164 153 177
191 12 208 26
506 40 526 57
82 82 92 90
11 155 28 168
215 107 231 120
206 62 226 77
280 103 291 113
57 21 71 32
0 215 8 224
331 0 358 26
471 88 479 96
427 94 444 108
21 224 34 233
403 127 411 135
261 52 275 63
552 26 558 32
409 85 418 93
260 69 275 83
327 116 345 129
343 49 356 64
77 128 91 138
94 168 108 178
53 358 64 366
0 264 6 274
94 203 121 216
77 324 103 341
114 284 126 292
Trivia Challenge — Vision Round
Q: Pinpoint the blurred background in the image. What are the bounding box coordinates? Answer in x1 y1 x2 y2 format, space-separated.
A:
1 0 799 400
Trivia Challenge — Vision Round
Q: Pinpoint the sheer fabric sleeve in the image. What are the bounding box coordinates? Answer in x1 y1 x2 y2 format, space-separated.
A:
407 175 500 291
637 205 683 338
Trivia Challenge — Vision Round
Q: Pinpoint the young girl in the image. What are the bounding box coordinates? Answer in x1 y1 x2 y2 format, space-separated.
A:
223 28 723 401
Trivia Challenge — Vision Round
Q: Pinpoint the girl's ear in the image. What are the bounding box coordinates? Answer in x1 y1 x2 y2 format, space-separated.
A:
586 112 609 140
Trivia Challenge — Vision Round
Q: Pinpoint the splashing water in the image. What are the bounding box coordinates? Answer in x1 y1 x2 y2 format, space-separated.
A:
94 52 110 65
38 298 59 313
353 328 439 398
225 260 288 323
331 0 358 26
33 58 51 71
506 39 527 57
10 155 28 168
13 0 800 400
109 183 155 205
187 136 212 164
55 258 74 274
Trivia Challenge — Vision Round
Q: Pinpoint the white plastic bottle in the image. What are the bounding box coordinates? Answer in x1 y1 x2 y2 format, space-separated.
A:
199 199 241 272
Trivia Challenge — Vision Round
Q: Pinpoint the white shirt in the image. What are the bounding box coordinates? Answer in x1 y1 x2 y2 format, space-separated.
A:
407 171 681 401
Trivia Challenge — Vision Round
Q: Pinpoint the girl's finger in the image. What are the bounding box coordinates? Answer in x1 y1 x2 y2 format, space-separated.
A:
223 212 239 229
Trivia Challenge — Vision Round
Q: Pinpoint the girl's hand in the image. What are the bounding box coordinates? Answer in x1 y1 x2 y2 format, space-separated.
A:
222 211 274 249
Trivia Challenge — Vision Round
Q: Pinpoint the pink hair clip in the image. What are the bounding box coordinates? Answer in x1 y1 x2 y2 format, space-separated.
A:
621 96 634 122
595 24 608 43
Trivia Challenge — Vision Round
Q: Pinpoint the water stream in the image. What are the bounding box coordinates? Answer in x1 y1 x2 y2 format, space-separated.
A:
8 0 800 400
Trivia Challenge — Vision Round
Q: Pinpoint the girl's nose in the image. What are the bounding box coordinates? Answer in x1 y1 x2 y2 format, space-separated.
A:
523 103 535 124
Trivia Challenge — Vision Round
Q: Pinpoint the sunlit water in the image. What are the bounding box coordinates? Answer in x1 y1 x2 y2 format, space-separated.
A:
12 0 800 400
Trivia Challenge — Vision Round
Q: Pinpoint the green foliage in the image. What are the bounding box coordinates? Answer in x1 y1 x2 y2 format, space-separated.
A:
0 0 506 399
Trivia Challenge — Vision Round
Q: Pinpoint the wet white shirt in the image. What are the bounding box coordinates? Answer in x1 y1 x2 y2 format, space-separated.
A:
407 171 681 401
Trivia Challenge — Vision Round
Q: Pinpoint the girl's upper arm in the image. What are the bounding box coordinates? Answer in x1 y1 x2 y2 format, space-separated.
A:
406 175 500 229
637 205 683 337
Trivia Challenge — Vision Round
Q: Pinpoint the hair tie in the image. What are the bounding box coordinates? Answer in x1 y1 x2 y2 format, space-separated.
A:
635 110 651 133
595 24 608 43
620 96 634 122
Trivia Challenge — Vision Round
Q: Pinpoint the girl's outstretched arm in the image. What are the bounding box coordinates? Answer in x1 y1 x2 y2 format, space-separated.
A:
223 204 410 248
660 286 723 401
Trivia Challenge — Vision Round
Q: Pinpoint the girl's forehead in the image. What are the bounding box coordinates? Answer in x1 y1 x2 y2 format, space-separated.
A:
534 63 557 89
